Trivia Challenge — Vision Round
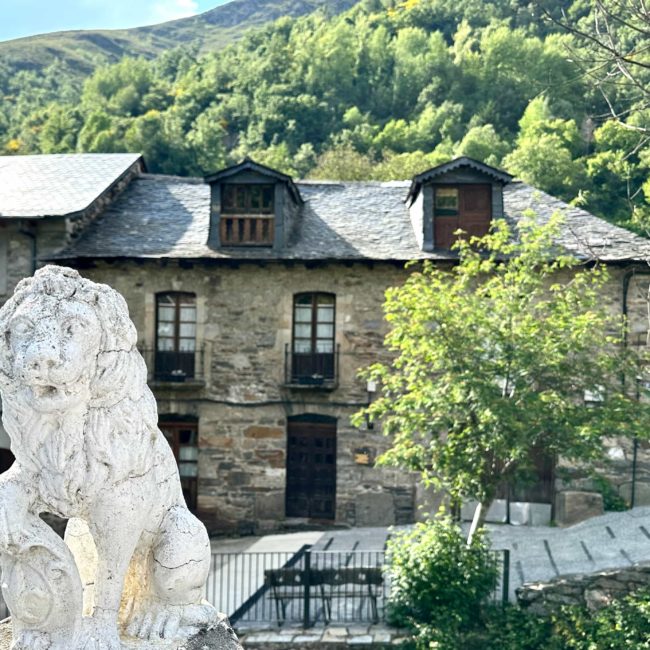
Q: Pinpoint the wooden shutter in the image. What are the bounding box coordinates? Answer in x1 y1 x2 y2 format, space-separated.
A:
459 184 491 238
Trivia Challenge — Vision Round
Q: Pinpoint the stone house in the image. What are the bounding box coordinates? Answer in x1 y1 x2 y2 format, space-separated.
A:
1 153 650 534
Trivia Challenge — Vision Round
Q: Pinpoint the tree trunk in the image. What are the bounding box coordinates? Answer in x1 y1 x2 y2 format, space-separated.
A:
466 498 493 546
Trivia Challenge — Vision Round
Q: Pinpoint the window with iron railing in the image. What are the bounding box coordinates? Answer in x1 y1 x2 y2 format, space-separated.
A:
220 183 275 246
155 292 196 381
289 293 336 385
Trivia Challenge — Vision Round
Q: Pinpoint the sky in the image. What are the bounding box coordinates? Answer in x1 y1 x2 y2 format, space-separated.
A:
0 0 230 42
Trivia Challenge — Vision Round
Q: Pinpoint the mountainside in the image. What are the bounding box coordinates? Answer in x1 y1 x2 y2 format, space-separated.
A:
1 0 648 233
0 0 356 75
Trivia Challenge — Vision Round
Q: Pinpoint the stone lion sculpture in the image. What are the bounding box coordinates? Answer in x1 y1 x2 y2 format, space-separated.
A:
0 266 224 649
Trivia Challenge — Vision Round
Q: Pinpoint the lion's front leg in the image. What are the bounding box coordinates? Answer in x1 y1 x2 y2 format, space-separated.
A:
80 489 150 650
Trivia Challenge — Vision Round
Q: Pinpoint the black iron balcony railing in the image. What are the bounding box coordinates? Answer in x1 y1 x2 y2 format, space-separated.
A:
284 344 340 388
138 346 206 383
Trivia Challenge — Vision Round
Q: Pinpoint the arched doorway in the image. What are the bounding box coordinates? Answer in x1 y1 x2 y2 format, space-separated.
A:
285 414 337 520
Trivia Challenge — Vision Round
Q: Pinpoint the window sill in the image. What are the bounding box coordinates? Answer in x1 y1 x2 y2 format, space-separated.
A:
149 378 206 391
283 380 338 392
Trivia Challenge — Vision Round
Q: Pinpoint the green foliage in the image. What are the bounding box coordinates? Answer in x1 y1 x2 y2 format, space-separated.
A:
1 0 650 228
590 474 628 512
354 217 650 514
396 589 650 649
550 590 650 649
385 516 498 646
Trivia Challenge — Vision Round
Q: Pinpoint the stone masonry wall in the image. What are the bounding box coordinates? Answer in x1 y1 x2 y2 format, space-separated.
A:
552 267 650 525
82 259 419 535
517 562 650 613
70 260 650 533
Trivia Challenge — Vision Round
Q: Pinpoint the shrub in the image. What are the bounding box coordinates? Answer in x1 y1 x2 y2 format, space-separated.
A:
385 516 498 647
551 589 650 649
591 473 628 512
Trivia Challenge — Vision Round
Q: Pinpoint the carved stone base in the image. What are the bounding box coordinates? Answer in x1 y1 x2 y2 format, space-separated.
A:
0 618 243 650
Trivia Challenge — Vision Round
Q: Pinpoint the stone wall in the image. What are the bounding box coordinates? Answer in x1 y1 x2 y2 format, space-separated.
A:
67 259 650 534
517 562 650 613
552 267 650 525
0 221 35 306
81 259 419 534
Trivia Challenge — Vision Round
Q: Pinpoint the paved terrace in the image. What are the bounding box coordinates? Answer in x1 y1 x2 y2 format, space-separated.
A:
485 506 650 600
213 508 650 644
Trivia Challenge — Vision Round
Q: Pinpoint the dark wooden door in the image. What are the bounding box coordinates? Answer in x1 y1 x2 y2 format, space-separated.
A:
434 184 492 248
510 447 555 503
286 418 337 519
459 184 492 239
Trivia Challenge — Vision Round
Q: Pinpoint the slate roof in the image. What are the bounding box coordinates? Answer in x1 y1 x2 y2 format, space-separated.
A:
0 153 142 218
53 173 650 264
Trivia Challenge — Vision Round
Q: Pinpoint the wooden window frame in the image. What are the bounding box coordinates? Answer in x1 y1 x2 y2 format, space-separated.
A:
220 183 275 246
291 293 336 384
222 183 274 215
292 293 336 356
155 292 197 380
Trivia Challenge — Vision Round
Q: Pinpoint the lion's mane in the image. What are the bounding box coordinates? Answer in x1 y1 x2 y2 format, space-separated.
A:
0 266 160 513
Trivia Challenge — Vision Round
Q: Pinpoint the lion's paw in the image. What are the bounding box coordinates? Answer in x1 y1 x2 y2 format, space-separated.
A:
126 608 180 641
125 601 218 641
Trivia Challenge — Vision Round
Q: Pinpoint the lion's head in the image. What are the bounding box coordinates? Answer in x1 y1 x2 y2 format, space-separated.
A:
0 266 144 413
0 266 160 506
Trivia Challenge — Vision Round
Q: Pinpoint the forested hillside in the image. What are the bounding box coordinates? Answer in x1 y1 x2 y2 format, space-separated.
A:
1 0 648 229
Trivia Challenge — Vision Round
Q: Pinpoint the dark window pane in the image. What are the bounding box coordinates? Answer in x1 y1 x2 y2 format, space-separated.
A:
222 184 274 214
435 187 459 216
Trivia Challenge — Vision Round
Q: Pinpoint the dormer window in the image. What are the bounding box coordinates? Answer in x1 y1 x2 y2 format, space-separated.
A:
206 159 304 250
220 183 275 246
434 184 492 248
407 157 513 253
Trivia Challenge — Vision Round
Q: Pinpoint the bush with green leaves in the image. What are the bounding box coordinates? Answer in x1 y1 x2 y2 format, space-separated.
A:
550 589 650 649
385 516 497 646
390 581 650 649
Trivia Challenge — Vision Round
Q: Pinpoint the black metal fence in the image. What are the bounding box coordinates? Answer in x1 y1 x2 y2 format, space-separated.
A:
206 547 510 627
207 547 387 626
138 345 206 383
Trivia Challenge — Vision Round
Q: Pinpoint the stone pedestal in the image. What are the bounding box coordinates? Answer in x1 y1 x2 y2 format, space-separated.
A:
0 619 243 650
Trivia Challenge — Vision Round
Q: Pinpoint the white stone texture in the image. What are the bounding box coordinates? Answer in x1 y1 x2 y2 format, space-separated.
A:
0 267 237 649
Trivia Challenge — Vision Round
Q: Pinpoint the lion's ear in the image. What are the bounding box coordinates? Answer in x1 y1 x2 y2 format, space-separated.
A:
91 288 137 352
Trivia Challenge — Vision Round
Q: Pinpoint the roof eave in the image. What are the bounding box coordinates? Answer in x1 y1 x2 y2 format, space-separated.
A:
204 159 304 205
406 156 514 205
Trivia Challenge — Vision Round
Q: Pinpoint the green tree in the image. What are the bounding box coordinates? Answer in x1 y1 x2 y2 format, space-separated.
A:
308 144 376 180
355 216 650 542
453 123 510 167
